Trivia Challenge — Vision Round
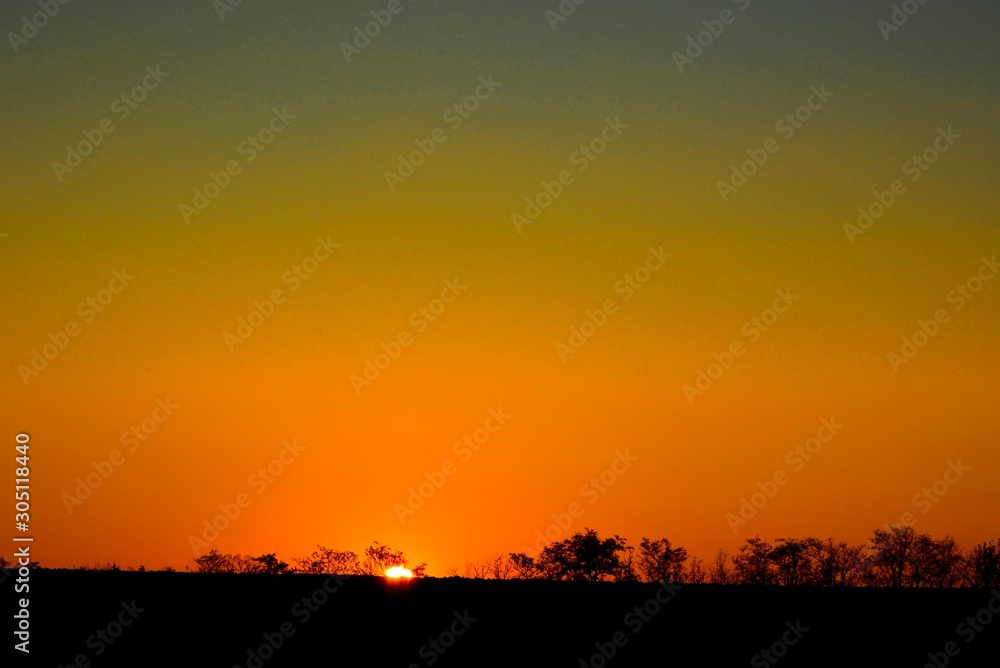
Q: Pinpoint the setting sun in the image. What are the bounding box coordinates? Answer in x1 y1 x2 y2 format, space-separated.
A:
385 566 413 579
5 0 999 663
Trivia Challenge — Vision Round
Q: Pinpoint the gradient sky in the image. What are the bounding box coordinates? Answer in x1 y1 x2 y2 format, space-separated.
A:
2 0 998 574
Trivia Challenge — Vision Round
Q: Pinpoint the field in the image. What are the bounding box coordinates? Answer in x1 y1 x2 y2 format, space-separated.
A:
18 571 1000 666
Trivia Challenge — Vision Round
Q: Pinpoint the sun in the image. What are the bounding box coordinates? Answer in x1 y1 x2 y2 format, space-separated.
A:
384 566 413 579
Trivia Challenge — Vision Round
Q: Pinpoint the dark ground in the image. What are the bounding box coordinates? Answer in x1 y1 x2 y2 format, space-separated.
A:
9 571 1000 666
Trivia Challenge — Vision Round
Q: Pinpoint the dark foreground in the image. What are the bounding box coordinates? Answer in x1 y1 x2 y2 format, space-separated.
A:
10 571 1000 666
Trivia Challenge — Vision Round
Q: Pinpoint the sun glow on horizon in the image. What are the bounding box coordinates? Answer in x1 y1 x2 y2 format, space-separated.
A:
385 566 414 579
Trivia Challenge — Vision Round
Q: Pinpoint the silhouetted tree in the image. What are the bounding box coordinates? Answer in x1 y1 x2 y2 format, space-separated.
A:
362 541 406 575
192 549 232 573
636 537 688 583
805 538 863 586
966 539 1000 588
536 529 633 582
708 549 732 584
684 557 707 584
459 559 490 579
252 553 290 575
769 538 813 586
227 554 265 574
360 542 426 577
867 525 940 587
295 546 362 575
733 537 775 585
456 552 518 580
613 544 638 582
488 552 516 580
917 536 963 588
508 552 541 579
192 551 289 574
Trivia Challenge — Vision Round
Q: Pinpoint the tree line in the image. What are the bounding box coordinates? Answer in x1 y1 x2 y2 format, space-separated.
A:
190 541 427 577
481 527 1000 588
22 526 999 588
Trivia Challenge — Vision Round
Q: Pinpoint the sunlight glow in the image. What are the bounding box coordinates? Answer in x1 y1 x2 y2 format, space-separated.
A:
385 566 413 579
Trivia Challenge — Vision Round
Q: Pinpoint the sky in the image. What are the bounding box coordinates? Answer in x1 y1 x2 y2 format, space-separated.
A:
1 0 998 575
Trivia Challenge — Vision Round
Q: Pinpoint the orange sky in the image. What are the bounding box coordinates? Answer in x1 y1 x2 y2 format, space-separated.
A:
2 0 998 574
